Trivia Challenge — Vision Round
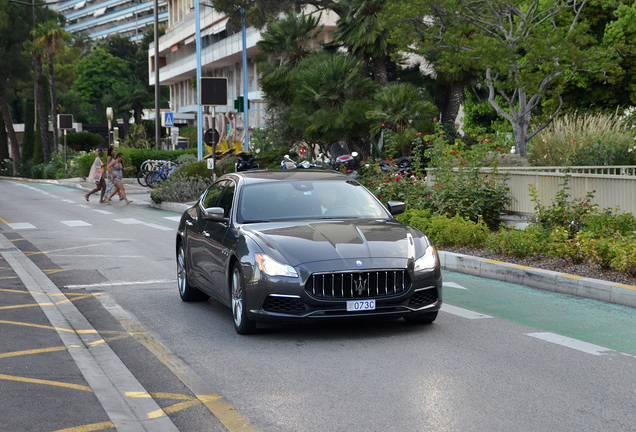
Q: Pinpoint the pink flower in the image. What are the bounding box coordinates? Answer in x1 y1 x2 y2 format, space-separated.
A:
439 183 443 187
427 194 431 198
573 139 576 142
440 132 445 135
369 180 373 184
386 179 390 183
497 146 501 151
418 132 422 136
451 150 457 155
433 117 438 122
462 161 467 165
485 139 490 143
379 194 382 198
485 174 488 178
395 177 401 182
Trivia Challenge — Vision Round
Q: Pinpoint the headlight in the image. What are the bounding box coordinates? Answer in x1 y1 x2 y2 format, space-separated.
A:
255 254 298 278
414 245 437 273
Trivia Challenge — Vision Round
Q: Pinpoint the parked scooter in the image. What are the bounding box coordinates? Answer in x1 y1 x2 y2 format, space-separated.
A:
330 141 358 172
236 153 260 171
280 155 314 169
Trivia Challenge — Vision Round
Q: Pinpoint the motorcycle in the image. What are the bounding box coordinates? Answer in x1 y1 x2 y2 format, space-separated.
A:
280 155 314 169
235 153 260 171
330 141 358 172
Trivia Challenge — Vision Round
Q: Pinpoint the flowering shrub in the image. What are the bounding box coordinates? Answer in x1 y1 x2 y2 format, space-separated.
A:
619 106 636 158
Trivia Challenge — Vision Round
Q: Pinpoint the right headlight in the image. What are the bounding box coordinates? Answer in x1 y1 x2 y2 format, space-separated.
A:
414 245 437 273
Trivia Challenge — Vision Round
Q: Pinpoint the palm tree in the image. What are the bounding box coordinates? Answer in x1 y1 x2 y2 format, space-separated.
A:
23 39 50 163
256 12 323 105
367 82 437 155
34 20 70 157
333 0 395 86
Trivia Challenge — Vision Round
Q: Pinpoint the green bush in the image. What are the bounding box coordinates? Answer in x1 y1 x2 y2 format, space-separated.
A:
66 131 104 152
173 160 214 180
398 210 490 248
485 225 550 258
150 175 213 204
611 237 636 277
31 163 45 179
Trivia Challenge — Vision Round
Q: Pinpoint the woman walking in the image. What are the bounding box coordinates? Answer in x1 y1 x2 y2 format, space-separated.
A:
85 149 106 202
105 152 133 205
104 147 123 201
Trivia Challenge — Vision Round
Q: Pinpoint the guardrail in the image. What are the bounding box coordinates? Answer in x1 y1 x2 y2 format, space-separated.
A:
428 166 636 216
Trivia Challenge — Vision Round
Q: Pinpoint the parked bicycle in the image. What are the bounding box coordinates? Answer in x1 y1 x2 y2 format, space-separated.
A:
145 160 180 188
137 160 179 188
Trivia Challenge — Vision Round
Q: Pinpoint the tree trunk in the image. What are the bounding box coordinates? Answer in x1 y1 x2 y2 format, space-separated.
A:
47 48 59 154
0 93 22 174
34 56 50 163
371 56 389 86
441 81 465 126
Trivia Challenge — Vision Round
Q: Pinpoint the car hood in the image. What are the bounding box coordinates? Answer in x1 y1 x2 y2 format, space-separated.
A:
241 219 429 267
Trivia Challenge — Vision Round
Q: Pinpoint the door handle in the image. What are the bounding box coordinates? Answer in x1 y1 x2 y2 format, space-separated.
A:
203 231 211 237
185 220 193 226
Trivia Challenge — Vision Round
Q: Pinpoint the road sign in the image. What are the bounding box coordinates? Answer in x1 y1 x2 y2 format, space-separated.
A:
200 77 228 106
204 128 219 146
57 114 73 130
162 112 174 128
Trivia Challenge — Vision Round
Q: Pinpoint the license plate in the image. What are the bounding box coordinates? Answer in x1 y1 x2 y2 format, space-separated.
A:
346 299 376 312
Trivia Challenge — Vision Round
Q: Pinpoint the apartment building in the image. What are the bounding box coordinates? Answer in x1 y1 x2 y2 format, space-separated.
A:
60 0 168 41
149 2 337 132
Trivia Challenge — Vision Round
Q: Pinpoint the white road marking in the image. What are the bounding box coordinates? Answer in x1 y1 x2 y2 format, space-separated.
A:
113 218 172 231
163 216 181 222
62 199 76 203
65 279 177 289
61 220 92 227
7 223 36 230
45 242 113 254
441 304 493 319
93 209 114 214
145 223 173 231
113 218 144 225
443 282 467 290
527 332 614 356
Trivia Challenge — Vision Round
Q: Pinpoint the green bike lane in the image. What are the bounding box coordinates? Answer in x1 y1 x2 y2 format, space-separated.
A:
442 270 636 356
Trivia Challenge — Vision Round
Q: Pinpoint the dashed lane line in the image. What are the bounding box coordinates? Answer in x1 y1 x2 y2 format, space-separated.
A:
441 304 493 319
527 332 615 356
0 234 180 432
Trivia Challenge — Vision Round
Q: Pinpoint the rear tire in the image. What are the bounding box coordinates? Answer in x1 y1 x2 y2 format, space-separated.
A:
137 169 149 187
177 243 209 302
403 311 438 324
231 263 256 335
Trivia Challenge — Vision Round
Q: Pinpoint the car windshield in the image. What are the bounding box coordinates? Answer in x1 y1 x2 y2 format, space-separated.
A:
238 179 389 223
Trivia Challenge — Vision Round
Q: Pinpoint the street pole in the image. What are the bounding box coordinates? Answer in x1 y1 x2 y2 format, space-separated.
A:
154 0 160 150
241 8 249 152
63 129 67 177
195 0 203 160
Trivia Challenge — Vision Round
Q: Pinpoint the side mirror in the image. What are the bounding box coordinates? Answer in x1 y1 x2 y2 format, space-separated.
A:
202 206 225 221
387 201 405 216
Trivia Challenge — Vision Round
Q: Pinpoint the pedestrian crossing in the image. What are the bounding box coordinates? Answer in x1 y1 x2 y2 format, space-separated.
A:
7 217 179 232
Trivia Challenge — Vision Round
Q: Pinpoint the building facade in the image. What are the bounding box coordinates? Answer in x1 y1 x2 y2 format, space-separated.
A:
60 0 168 41
149 3 337 137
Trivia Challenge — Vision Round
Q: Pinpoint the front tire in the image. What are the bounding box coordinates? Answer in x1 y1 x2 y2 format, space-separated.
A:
403 311 438 324
177 243 209 302
231 263 256 335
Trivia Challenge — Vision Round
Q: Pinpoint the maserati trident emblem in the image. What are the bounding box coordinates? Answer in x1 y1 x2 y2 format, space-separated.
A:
356 260 362 266
354 275 367 295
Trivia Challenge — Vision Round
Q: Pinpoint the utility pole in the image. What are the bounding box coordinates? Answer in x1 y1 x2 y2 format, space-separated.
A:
154 0 160 149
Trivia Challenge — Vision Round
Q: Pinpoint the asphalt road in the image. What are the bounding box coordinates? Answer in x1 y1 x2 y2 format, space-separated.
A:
1 177 635 432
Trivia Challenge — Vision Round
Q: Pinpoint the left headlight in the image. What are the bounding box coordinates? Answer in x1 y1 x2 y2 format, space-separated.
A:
414 245 437 273
255 254 298 278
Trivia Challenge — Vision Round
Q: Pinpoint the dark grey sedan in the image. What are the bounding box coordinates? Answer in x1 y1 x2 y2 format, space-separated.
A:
176 170 442 334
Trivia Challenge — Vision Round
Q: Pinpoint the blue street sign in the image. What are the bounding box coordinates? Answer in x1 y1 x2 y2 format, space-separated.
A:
163 112 174 128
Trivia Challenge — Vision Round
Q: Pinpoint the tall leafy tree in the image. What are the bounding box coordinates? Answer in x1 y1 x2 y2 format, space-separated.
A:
0 113 8 162
23 39 50 162
333 0 396 86
21 100 35 160
0 0 32 173
385 0 605 157
33 19 70 155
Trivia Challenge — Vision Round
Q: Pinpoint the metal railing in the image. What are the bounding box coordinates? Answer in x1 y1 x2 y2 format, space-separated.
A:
428 166 636 216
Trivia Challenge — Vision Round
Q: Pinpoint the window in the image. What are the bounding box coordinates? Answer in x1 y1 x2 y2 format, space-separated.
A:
202 180 227 209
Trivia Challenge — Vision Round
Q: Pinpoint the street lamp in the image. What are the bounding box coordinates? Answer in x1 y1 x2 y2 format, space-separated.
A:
106 107 113 147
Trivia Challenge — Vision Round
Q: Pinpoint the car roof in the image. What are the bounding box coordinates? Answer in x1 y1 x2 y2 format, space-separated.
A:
225 169 353 185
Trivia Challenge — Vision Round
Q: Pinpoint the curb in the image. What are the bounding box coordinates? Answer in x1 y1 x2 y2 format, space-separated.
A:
0 176 150 194
439 251 636 309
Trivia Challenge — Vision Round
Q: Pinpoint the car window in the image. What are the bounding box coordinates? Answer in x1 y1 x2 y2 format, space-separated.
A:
217 180 235 218
202 180 227 209
238 180 388 223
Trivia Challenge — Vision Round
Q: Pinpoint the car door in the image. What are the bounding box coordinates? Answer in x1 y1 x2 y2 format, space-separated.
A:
207 180 236 296
188 180 227 290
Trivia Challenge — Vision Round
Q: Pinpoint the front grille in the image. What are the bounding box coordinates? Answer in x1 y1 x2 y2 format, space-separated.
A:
306 270 410 299
408 288 438 307
263 295 306 312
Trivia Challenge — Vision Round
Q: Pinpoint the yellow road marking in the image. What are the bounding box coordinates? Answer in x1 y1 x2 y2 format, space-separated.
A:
10 238 25 242
0 346 66 359
557 274 586 279
0 303 47 310
0 216 8 224
484 260 508 264
44 269 69 275
127 391 193 400
52 421 116 432
0 276 18 279
614 284 636 291
0 294 103 310
0 319 122 335
148 400 200 418
506 264 536 270
0 373 92 391
0 288 28 294
24 251 43 256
